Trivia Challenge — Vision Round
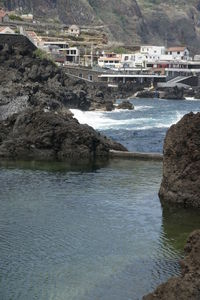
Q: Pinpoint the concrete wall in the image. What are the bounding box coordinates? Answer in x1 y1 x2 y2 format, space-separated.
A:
64 66 102 82
0 34 36 51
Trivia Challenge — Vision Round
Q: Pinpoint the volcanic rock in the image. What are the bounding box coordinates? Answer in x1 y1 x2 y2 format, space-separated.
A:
117 101 134 110
162 86 185 100
0 42 117 117
136 90 159 98
0 108 127 161
143 230 200 300
159 112 200 208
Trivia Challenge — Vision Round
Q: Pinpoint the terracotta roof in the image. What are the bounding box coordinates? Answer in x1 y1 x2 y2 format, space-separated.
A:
0 26 6 31
167 47 187 52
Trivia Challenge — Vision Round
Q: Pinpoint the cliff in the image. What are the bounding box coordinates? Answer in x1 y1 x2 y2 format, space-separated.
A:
2 0 200 51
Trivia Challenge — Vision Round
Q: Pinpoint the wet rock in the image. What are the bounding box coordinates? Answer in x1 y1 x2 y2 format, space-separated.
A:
159 112 200 208
143 230 200 300
105 101 114 111
136 90 159 98
162 86 184 100
184 87 200 100
117 101 134 110
0 108 127 161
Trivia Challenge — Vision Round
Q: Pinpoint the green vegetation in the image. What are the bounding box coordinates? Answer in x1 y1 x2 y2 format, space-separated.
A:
9 14 23 21
67 35 84 42
33 49 55 64
112 46 132 54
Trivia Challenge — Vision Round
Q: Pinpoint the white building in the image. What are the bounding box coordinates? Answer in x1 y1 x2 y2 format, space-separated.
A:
68 25 80 37
98 52 121 69
140 46 166 61
166 47 190 60
21 13 33 22
65 47 80 64
121 53 147 69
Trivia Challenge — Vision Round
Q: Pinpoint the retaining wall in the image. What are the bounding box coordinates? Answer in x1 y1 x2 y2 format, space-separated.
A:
0 34 36 51
64 66 102 82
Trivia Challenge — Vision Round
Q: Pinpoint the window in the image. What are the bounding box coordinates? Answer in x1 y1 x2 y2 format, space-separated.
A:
125 56 129 61
88 75 93 81
177 51 180 54
79 74 83 78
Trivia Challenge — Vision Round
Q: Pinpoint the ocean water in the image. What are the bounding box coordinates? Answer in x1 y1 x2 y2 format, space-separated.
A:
71 98 200 152
1 98 200 300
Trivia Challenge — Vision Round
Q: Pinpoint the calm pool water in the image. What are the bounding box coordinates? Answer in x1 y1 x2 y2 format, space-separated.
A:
1 159 200 300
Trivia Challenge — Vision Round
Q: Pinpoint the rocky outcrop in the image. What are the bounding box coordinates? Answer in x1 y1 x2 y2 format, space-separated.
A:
162 87 185 100
184 87 200 99
0 41 128 161
143 230 200 300
0 108 127 161
117 101 134 110
159 112 200 208
0 42 118 119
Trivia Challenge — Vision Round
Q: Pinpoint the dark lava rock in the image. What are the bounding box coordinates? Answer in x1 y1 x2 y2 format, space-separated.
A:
117 101 134 110
162 86 184 100
184 87 200 100
136 90 159 98
0 108 127 161
0 43 118 116
159 112 200 208
143 230 200 300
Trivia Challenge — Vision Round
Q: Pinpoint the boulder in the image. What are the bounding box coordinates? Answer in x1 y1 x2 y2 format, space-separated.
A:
143 230 200 300
159 112 200 208
162 86 184 100
0 108 127 161
117 101 134 110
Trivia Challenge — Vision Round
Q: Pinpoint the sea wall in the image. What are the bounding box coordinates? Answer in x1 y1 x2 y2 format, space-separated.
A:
109 150 163 161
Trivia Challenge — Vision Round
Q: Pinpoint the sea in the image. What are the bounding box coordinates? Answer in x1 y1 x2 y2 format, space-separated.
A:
0 98 200 300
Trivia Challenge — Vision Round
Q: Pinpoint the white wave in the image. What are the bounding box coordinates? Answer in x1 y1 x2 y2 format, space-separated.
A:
70 109 156 130
70 109 191 132
134 105 153 111
185 97 200 101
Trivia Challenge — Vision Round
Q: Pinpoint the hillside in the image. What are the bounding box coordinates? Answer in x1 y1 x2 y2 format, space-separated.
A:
1 0 200 51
